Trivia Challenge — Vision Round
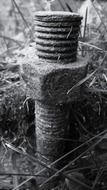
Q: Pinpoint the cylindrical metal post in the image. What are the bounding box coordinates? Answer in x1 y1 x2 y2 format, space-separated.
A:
35 102 68 163
34 11 82 64
35 101 68 188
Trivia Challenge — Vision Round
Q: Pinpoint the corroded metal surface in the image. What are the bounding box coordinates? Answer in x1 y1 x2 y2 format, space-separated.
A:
22 56 87 104
35 11 82 63
35 102 67 162
35 102 68 189
21 11 86 189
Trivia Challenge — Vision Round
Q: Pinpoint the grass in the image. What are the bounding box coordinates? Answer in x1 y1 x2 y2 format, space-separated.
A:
1 0 107 190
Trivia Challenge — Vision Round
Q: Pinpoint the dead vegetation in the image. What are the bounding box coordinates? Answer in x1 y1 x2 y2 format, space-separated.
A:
0 0 107 190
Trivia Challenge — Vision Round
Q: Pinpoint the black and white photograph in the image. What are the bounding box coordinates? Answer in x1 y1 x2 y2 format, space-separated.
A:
0 0 107 189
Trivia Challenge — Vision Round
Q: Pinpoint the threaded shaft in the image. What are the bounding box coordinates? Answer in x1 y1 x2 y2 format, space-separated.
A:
35 102 68 189
35 11 82 63
35 102 68 164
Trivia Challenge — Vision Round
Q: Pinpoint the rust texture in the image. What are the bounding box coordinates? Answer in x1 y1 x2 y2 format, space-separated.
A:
35 101 68 189
35 102 67 163
35 11 82 63
22 56 87 104
21 11 87 189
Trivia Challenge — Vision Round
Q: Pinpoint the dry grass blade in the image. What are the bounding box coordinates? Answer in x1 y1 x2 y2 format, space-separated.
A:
89 76 96 87
58 0 66 11
67 69 97 94
0 172 41 177
92 1 107 34
0 46 19 57
82 7 88 56
12 0 29 28
83 7 88 39
12 176 33 190
0 35 23 46
38 130 107 172
10 130 107 190
45 136 78 142
5 142 25 154
65 3 73 12
65 165 96 174
40 132 107 189
65 174 91 190
79 41 106 52
103 73 107 82
67 52 107 94
92 165 104 189
88 88 107 93
73 112 93 136
99 52 107 67
5 141 55 173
